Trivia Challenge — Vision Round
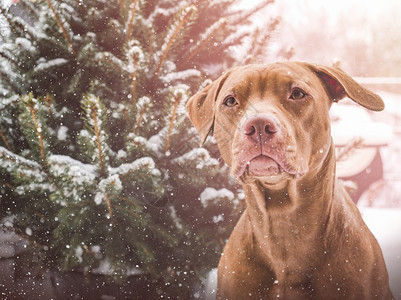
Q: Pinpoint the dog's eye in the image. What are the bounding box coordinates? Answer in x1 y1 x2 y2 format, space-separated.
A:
223 96 238 107
290 89 306 100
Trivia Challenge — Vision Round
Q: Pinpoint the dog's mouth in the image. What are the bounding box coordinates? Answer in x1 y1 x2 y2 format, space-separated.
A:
246 155 282 177
233 154 303 183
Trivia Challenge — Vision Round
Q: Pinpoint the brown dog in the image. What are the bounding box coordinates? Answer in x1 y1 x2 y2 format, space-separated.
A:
186 62 393 299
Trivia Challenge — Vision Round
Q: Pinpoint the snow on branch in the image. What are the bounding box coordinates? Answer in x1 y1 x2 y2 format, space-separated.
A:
172 148 219 169
0 95 18 111
109 156 161 177
200 187 234 208
154 5 197 77
134 96 150 134
126 40 145 107
96 51 126 72
126 133 157 156
34 58 68 73
94 174 123 220
48 154 97 205
160 69 201 85
146 6 176 25
0 145 49 195
126 41 145 72
15 37 36 53
48 154 97 182
0 6 15 36
0 145 42 172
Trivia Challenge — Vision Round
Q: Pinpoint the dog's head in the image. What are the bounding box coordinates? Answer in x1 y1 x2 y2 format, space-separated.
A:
186 62 384 185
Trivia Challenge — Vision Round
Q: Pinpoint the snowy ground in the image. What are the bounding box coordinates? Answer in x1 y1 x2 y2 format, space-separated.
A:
360 208 401 299
359 90 401 299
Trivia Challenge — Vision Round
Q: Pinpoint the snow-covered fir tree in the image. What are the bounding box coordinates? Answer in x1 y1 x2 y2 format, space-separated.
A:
0 0 278 297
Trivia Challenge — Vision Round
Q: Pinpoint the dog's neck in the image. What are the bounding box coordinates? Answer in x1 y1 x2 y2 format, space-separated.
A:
241 142 337 253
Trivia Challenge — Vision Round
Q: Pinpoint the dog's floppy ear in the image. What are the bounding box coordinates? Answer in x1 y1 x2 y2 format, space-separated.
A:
305 63 384 111
186 71 231 145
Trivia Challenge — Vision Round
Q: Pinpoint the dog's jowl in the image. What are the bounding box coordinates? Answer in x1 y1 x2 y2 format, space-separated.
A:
186 62 393 300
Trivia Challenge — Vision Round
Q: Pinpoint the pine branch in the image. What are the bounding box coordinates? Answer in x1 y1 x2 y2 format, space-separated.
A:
230 0 274 26
214 30 249 57
63 199 90 209
165 91 184 153
126 43 144 107
43 94 55 125
0 129 12 151
168 131 199 158
115 196 142 214
0 69 18 93
0 48 19 69
249 17 280 59
0 7 18 36
0 96 19 113
181 18 228 66
26 99 48 171
125 0 139 42
0 146 19 165
89 100 106 177
117 0 125 11
134 101 148 135
154 5 197 77
0 146 40 172
46 0 77 57
114 204 140 219
105 193 114 223
147 27 155 66
210 1 276 58
1 180 14 190
19 0 39 19
13 17 37 41
131 62 138 107
101 52 125 72
9 227 46 249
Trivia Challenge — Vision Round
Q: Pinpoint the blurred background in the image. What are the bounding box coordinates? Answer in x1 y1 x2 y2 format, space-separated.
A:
268 0 401 76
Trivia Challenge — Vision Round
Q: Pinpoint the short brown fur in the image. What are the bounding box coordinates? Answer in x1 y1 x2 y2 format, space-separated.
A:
186 62 392 299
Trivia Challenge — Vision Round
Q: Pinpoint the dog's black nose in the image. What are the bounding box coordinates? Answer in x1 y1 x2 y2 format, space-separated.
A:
243 114 280 141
